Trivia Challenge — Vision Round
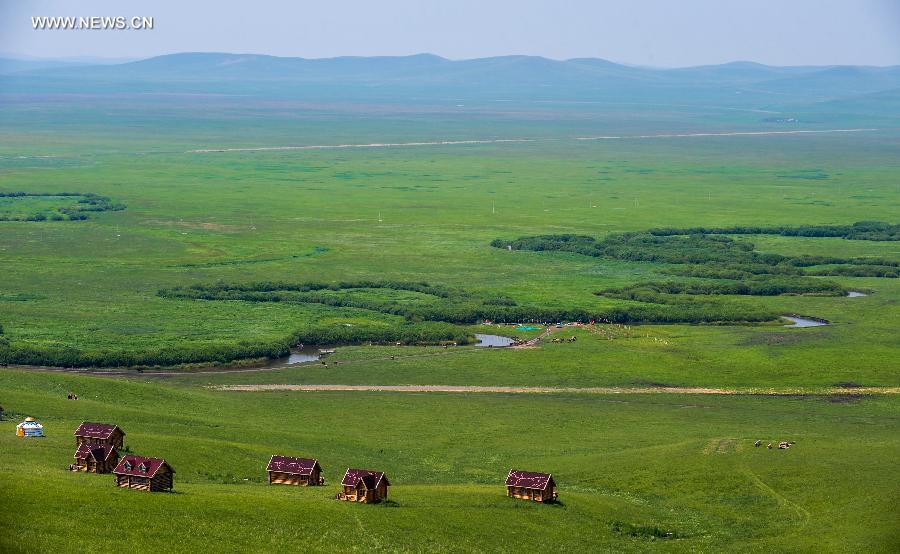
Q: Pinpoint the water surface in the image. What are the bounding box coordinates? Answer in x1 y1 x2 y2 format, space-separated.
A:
783 316 828 328
474 334 516 347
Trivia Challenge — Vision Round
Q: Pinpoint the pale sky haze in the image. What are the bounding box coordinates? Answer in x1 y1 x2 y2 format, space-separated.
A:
1 0 898 66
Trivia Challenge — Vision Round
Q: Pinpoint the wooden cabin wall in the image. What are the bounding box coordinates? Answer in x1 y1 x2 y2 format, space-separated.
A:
268 471 315 486
269 471 289 485
507 485 555 502
116 475 151 491
151 471 174 491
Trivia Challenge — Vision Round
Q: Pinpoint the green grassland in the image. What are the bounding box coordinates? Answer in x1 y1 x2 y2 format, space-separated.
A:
1 369 898 552
1 93 899 551
1 112 899 375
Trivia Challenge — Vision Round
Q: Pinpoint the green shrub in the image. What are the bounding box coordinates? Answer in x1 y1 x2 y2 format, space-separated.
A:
0 191 125 221
647 221 900 241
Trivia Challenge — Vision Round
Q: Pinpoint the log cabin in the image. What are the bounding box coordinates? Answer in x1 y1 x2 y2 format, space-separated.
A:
112 455 174 492
506 469 558 502
266 455 324 486
74 422 125 449
71 442 119 473
336 468 390 503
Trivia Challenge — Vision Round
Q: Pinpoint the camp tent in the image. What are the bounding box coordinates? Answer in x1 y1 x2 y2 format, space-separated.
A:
16 417 44 438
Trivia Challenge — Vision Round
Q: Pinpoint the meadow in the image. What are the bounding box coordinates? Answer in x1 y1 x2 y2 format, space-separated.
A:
1 97 899 371
1 369 898 552
0 90 898 551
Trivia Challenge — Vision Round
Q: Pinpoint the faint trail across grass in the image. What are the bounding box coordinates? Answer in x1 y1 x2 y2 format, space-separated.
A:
212 384 900 395
186 128 880 154
743 468 812 527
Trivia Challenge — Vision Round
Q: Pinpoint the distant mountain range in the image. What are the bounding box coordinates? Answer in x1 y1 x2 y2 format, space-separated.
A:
3 52 899 109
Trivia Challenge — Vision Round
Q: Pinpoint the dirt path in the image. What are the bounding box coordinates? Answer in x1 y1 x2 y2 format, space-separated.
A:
186 129 879 154
212 384 900 395
187 138 536 153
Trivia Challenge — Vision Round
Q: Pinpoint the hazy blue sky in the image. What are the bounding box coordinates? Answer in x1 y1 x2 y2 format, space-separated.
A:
2 0 899 66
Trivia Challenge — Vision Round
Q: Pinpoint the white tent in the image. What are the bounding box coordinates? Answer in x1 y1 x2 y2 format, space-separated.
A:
16 417 44 438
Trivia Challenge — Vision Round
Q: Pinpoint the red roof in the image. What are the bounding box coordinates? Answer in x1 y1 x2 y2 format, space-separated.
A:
341 468 389 489
74 422 123 440
74 442 118 462
506 469 554 490
267 455 320 475
113 455 172 478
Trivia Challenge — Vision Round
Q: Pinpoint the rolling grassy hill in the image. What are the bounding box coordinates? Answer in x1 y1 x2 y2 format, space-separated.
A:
1 369 897 552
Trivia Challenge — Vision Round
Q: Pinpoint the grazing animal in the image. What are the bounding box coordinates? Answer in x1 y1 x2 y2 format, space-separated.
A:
754 440 762 447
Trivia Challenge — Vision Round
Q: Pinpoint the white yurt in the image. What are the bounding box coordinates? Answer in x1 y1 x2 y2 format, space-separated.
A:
16 417 44 438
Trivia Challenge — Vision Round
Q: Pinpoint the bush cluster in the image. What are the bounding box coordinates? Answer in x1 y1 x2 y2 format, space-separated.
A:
0 339 292 369
0 322 475 369
660 262 897 280
0 191 125 221
493 230 898 268
599 278 846 302
494 227 899 320
161 280 781 328
159 281 520 325
648 221 900 241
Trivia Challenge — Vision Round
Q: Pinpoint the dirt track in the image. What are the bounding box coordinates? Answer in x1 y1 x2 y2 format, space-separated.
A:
213 384 900 395
186 128 879 154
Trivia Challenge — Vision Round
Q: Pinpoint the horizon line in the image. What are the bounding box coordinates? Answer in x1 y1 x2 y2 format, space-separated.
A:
3 51 899 70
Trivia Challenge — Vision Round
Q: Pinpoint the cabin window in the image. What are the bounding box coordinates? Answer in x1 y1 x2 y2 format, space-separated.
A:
139 463 148 472
124 461 132 470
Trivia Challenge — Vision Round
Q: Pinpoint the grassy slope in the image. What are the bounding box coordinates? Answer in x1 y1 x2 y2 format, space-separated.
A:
0 369 898 552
